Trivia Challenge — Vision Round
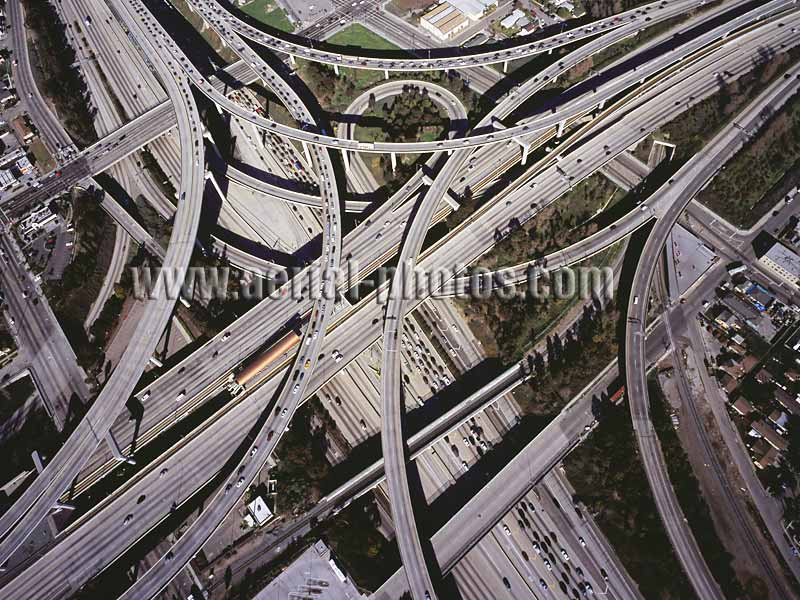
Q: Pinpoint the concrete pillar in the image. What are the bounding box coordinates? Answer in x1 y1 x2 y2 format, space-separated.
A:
557 119 566 138
289 54 296 66
390 152 397 174
548 47 553 55
447 149 453 156
384 69 389 80
503 60 508 73
598 99 606 110
521 144 529 166
334 63 340 76
302 141 311 165
341 149 350 172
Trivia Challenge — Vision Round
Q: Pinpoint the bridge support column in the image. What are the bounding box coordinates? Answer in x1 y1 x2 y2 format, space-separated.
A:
557 119 566 138
384 69 389 80
548 47 553 55
503 60 509 73
390 151 397 174
598 99 605 110
334 63 340 76
289 54 296 67
105 430 136 465
341 149 350 172
512 137 530 165
302 141 311 166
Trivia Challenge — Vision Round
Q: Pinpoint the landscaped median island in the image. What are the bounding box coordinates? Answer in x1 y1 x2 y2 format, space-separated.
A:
564 386 697 600
654 45 800 228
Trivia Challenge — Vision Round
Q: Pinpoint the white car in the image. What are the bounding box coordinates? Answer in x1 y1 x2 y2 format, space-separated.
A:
579 537 586 547
236 477 245 488
561 548 570 561
281 408 288 418
503 525 511 536
292 384 300 395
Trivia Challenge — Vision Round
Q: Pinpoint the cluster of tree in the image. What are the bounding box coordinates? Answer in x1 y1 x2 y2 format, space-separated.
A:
271 399 333 516
296 60 358 113
46 191 115 371
20 0 96 147
139 146 177 201
365 86 447 143
514 298 618 415
763 415 800 522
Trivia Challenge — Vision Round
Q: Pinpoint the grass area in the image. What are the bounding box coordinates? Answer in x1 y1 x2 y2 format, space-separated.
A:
655 47 800 226
474 173 621 271
327 23 400 52
512 298 619 416
650 377 756 598
564 397 696 600
239 0 294 32
27 137 56 173
0 375 35 423
696 85 800 229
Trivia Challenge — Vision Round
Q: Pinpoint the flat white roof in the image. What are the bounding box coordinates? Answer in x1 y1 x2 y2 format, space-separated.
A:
764 242 800 280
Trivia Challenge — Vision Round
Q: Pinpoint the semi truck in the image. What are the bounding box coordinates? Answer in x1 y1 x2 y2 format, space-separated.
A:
227 317 302 395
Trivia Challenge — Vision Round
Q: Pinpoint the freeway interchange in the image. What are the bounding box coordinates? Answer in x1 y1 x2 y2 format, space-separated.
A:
0 0 799 598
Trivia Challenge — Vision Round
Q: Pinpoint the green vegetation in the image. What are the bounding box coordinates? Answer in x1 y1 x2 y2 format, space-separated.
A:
565 394 695 600
357 87 448 144
169 0 240 64
139 147 177 202
20 0 96 147
697 85 800 228
580 0 652 18
356 87 449 186
474 174 620 272
27 138 55 173
44 191 115 371
327 23 400 52
223 493 399 598
656 47 800 227
271 398 336 517
512 299 619 416
650 378 751 599
459 242 619 363
239 0 294 32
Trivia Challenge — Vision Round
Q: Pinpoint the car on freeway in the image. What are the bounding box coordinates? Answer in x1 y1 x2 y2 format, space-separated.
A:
503 525 511 536
539 578 549 591
544 559 552 571
579 536 586 547
236 477 245 488
561 548 570 561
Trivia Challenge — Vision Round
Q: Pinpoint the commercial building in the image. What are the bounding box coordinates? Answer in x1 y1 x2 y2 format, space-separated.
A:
420 2 470 41
449 0 498 20
760 241 800 289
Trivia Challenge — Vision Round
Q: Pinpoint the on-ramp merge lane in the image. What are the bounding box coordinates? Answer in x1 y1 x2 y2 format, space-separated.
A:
0 0 207 568
624 59 800 600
